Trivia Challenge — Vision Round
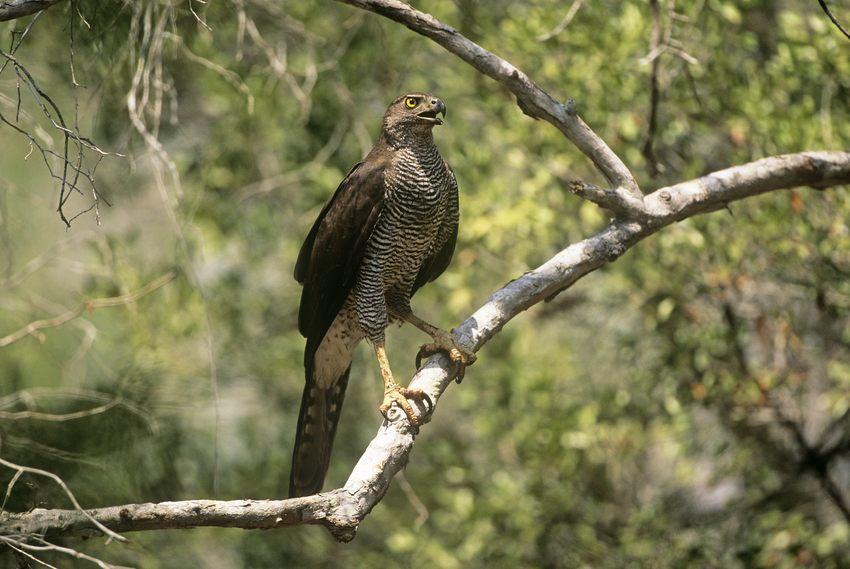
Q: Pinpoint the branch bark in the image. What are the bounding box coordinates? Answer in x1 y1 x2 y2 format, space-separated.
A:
0 0 65 22
4 151 847 545
334 0 641 200
0 494 361 543
411 151 850 410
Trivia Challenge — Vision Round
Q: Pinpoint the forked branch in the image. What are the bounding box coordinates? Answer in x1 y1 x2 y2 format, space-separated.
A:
4 151 847 544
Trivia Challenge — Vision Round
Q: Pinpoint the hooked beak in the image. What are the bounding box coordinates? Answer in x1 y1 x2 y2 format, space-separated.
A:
417 99 446 125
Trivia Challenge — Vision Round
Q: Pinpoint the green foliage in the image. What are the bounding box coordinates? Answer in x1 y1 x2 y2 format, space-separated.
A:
1 0 849 567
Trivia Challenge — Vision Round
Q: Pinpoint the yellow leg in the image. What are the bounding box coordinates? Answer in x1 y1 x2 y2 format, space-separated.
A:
402 313 477 383
375 342 431 427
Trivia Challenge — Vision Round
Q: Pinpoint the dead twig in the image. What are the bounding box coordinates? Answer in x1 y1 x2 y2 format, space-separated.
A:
0 271 176 348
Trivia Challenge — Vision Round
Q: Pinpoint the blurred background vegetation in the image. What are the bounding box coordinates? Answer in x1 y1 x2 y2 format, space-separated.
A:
1 0 849 567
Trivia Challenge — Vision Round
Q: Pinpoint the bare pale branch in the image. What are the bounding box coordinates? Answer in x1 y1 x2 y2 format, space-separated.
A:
0 0 66 22
0 493 362 543
334 0 641 198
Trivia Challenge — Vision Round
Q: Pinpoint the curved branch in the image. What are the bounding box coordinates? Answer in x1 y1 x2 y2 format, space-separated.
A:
0 428 407 543
334 0 640 198
0 271 176 348
818 0 850 41
411 151 850 408
0 0 65 22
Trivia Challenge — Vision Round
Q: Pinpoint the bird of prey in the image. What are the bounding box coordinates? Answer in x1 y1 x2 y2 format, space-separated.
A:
289 92 476 498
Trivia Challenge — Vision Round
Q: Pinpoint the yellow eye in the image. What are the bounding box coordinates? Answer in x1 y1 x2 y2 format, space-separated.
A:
405 97 417 109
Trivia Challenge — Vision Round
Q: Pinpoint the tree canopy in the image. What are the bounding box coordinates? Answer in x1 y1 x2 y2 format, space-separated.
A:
1 0 849 567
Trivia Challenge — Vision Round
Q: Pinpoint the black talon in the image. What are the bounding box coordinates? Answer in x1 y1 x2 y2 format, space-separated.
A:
415 343 441 369
422 392 433 414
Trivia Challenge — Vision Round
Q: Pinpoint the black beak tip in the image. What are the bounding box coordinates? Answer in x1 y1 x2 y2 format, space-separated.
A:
432 99 446 125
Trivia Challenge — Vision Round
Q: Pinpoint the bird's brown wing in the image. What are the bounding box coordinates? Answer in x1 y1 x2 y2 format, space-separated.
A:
295 159 386 361
290 159 386 497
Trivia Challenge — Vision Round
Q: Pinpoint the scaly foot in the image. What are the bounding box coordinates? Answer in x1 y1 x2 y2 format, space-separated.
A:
416 328 477 384
379 382 433 428
374 341 432 429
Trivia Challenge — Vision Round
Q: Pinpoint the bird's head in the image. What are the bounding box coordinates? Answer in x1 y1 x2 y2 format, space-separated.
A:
381 92 446 142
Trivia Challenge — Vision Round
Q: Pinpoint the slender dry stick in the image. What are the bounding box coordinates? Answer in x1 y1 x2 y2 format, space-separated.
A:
0 12 118 226
124 1 225 497
818 0 850 41
642 0 662 177
0 459 127 544
535 0 585 42
0 271 176 348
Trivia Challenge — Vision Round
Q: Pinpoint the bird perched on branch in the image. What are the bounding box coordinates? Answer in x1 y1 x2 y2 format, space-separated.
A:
290 92 476 498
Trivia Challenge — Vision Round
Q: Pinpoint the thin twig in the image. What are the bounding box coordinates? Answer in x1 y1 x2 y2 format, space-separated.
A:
818 0 850 41
125 2 223 496
642 0 662 178
535 0 586 42
0 13 119 226
0 459 127 544
0 271 176 347
0 388 158 434
1 535 133 569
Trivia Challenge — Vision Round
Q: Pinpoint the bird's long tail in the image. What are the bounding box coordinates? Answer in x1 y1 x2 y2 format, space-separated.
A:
289 312 363 498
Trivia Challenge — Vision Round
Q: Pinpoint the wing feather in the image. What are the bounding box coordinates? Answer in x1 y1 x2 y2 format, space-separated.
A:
295 160 386 361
